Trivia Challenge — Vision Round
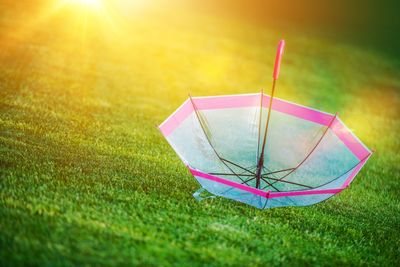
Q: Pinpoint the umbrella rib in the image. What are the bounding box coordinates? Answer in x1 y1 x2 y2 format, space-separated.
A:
262 176 313 189
262 168 296 176
256 92 264 162
262 166 312 189
309 153 371 189
219 166 258 195
261 167 298 206
220 158 255 175
261 153 371 192
266 113 338 188
188 95 248 183
260 177 281 191
261 197 270 209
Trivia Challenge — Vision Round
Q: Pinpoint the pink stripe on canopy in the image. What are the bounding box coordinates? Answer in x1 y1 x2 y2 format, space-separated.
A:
267 96 333 126
159 99 193 137
192 94 259 110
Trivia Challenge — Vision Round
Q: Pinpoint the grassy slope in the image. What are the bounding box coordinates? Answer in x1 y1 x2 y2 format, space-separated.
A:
0 4 399 266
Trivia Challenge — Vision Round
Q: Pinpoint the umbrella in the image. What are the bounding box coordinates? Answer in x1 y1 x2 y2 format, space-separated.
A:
158 40 372 209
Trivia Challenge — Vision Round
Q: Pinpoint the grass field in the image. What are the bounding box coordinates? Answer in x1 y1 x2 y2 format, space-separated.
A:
0 1 399 266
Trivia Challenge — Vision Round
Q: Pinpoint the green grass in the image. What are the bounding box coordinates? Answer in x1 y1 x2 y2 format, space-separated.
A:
1 3 400 266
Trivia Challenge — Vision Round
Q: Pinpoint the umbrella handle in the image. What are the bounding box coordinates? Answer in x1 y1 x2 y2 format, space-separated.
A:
273 39 285 80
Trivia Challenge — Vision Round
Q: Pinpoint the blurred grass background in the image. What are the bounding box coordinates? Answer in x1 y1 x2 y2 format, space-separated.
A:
0 0 399 265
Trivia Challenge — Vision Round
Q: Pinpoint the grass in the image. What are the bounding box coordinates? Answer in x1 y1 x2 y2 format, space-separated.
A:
1 2 400 266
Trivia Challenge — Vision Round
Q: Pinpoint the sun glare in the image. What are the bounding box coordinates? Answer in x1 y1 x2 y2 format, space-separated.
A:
63 0 103 9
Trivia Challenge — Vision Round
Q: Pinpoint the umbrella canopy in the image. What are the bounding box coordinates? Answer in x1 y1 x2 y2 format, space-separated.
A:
158 41 372 209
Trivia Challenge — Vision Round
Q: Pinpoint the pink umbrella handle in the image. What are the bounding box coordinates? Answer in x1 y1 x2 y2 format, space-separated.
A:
273 39 285 80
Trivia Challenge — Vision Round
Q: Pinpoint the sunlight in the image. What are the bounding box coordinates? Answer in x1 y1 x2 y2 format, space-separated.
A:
62 0 103 10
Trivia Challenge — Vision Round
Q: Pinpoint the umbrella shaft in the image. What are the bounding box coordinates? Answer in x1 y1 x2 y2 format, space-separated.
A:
255 156 264 188
256 79 277 188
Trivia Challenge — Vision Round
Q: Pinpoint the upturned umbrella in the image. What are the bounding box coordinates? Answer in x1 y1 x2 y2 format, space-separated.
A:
158 40 372 209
